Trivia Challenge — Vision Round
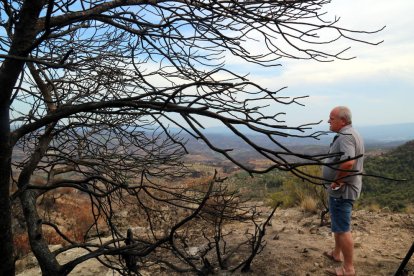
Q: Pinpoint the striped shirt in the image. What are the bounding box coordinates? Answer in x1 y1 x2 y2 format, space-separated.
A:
322 125 365 200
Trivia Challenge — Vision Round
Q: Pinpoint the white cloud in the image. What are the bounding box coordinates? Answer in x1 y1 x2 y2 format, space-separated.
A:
220 0 414 126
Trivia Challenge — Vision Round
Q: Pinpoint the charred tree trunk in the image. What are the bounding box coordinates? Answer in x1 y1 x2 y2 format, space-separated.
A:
0 105 14 276
19 190 63 275
0 1 45 274
16 121 62 275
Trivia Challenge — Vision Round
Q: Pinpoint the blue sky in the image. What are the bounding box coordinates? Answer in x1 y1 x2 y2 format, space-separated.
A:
221 0 414 128
6 1 413 131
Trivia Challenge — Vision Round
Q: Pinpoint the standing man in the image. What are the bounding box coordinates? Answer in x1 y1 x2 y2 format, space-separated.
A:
323 106 364 276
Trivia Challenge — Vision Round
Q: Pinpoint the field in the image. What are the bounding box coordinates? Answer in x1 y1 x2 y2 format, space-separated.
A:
11 138 414 275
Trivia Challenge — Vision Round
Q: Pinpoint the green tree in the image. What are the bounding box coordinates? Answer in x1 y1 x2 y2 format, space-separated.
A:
361 141 414 211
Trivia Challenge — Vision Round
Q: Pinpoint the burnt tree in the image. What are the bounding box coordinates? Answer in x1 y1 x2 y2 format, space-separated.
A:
0 0 382 275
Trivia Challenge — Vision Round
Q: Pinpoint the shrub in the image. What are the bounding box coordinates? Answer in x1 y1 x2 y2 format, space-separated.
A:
300 196 318 214
266 166 327 212
365 203 381 213
60 201 96 242
13 233 31 258
404 204 414 214
266 190 295 208
43 228 64 245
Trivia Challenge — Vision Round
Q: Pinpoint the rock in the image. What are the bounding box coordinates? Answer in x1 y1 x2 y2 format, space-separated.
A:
49 244 62 252
273 234 280 240
377 262 386 268
318 227 332 238
392 252 401 259
186 246 199 257
15 255 38 274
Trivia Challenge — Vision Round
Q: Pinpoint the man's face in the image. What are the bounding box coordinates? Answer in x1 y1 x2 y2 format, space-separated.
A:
328 109 345 132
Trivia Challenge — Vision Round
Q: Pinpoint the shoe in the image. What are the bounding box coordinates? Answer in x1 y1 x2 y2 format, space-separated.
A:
325 266 356 276
323 251 342 263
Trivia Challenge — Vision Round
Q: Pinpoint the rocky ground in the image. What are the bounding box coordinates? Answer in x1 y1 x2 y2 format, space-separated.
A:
17 207 414 276
244 208 414 276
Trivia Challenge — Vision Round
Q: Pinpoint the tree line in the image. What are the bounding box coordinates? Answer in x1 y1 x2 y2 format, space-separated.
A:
231 141 414 212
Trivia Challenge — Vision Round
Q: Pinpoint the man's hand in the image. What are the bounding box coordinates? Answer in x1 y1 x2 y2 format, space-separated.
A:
331 182 345 191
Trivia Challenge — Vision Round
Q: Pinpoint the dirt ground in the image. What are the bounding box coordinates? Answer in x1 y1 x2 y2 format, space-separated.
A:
241 208 414 276
17 207 414 276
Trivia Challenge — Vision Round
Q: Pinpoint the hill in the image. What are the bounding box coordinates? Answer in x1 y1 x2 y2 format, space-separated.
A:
179 123 414 167
361 140 414 211
201 123 414 145
17 207 414 275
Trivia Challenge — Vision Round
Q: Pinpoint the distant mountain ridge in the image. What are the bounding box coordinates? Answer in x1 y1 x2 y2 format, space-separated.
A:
357 123 414 142
200 122 414 145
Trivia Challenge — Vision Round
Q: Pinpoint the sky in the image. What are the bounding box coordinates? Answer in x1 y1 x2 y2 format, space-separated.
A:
221 0 414 129
5 0 413 131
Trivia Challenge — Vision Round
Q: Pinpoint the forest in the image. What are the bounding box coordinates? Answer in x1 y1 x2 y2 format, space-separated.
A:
362 140 414 211
229 140 414 212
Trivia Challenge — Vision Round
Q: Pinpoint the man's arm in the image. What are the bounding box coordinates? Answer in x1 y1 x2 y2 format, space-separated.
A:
330 159 355 190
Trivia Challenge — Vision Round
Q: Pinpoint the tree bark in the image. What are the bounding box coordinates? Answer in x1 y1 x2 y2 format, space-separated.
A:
0 105 14 276
17 123 62 275
20 190 62 275
0 1 45 274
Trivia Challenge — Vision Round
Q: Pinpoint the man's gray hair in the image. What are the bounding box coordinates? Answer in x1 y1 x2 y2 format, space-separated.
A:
336 106 352 125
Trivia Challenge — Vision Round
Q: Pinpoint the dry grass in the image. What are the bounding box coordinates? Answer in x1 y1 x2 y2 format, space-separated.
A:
404 204 414 214
13 233 31 257
299 196 318 214
366 203 382 213
55 198 98 243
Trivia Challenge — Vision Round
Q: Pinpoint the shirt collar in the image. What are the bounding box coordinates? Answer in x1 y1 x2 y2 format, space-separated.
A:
338 124 352 133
